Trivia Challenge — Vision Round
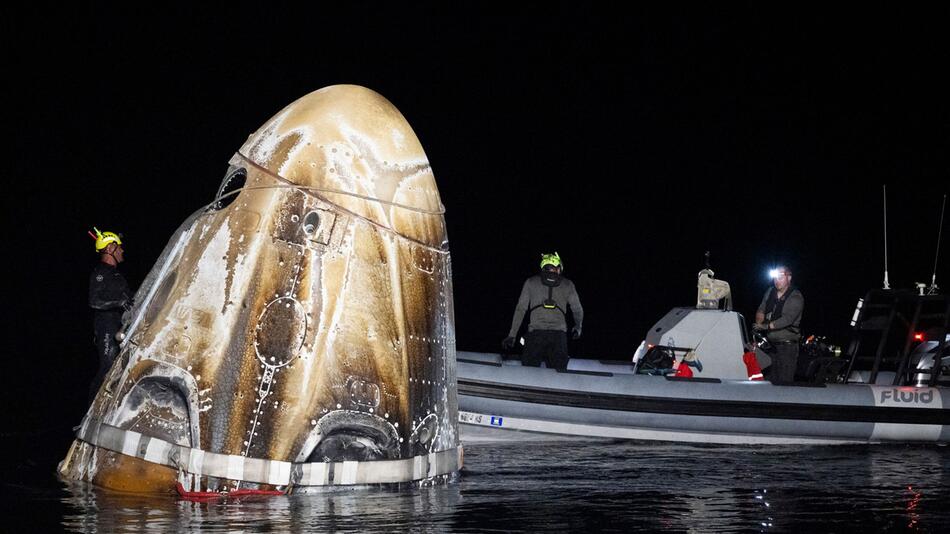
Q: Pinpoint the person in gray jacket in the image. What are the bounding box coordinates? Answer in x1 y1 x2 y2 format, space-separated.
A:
502 252 583 370
754 265 804 384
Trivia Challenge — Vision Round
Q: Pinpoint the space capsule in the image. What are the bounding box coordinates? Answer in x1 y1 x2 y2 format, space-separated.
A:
59 85 461 493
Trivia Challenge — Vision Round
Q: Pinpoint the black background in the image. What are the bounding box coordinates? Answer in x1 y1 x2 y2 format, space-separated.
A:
3 5 948 438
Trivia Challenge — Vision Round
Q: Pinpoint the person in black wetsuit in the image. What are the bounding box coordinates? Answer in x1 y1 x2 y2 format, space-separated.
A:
88 228 132 401
754 265 804 384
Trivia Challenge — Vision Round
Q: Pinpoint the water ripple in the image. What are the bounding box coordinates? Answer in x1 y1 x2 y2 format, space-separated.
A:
5 441 948 532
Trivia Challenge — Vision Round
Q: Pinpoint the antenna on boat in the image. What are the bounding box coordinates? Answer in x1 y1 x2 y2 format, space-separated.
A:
927 193 947 295
882 185 890 290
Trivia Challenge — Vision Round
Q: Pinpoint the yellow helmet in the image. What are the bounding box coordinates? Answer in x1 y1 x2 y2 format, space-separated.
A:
540 252 562 270
89 227 123 252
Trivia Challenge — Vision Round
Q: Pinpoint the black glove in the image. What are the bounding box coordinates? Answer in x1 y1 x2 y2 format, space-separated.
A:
571 327 581 340
752 323 768 332
502 336 516 350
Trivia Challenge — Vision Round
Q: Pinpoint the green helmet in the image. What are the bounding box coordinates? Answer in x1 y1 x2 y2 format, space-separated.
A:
540 252 562 270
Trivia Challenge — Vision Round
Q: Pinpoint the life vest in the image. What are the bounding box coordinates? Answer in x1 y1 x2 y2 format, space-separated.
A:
763 286 801 335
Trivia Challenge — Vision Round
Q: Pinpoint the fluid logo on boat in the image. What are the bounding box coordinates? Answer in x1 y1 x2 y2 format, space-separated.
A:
879 389 934 404
490 416 504 427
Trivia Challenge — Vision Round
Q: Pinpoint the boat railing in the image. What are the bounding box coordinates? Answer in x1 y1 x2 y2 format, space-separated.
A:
843 290 949 386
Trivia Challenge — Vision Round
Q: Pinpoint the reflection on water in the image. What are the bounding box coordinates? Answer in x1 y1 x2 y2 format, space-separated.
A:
7 440 950 532
61 479 462 533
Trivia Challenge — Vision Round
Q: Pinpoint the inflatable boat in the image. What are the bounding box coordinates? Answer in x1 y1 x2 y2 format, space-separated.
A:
457 270 950 445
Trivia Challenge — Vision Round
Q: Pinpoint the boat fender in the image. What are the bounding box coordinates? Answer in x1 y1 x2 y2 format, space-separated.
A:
743 351 764 381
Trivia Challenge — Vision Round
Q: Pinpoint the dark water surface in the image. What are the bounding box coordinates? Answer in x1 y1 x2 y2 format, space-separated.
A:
3 429 950 532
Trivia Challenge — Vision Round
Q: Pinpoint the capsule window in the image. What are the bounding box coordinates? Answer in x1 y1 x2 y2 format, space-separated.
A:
211 166 247 210
302 211 320 235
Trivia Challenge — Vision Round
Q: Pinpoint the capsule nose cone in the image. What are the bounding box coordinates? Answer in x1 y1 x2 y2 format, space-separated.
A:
237 84 446 248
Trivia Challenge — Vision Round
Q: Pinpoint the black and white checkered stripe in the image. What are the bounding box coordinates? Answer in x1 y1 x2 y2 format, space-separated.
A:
77 417 461 486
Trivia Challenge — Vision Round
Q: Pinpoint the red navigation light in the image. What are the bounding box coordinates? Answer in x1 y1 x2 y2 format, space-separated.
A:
913 332 924 341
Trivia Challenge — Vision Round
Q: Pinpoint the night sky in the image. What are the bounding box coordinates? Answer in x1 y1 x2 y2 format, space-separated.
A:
5 6 948 431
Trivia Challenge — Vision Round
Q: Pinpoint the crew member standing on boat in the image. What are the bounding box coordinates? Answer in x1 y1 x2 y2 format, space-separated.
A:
754 265 803 384
502 252 583 371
